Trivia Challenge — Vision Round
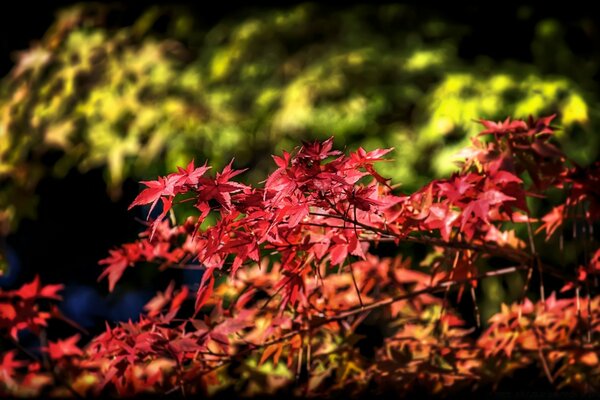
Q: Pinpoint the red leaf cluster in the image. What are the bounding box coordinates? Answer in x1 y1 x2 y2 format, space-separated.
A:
2 115 600 397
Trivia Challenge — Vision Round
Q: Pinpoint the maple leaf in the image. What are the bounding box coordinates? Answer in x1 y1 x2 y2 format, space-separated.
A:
195 271 215 313
531 139 563 159
259 343 284 366
344 185 385 212
47 334 83 359
479 189 515 206
196 160 248 211
478 117 527 136
216 159 248 183
491 170 522 185
13 276 63 300
128 176 176 217
543 292 572 312
0 303 17 322
297 137 341 161
461 189 515 230
98 249 131 292
329 242 348 267
537 204 566 239
364 164 392 189
271 150 292 169
149 196 174 240
526 114 556 137
350 147 394 165
0 279 66 340
484 226 525 249
172 159 211 186
281 201 309 228
328 231 366 266
437 173 479 204
309 233 331 261
424 204 459 242
144 282 189 318
0 351 25 386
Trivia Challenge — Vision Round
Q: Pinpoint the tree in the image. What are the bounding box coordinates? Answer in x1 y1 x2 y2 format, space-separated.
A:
1 115 599 397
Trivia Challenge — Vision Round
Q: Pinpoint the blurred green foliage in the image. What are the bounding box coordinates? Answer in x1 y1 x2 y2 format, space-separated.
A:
0 2 598 235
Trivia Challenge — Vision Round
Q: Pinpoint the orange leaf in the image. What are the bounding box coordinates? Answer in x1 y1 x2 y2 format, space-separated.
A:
580 352 599 367
259 343 283 366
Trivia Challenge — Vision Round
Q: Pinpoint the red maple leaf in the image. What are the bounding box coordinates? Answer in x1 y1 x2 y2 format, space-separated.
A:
128 176 176 216
171 159 211 186
13 276 63 300
0 351 25 385
47 334 83 359
297 137 341 161
98 248 133 292
196 160 248 211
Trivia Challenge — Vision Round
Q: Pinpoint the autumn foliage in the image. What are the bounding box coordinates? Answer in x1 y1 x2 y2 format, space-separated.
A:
2 115 600 397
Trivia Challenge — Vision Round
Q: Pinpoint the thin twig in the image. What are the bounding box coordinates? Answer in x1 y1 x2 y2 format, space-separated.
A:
470 285 481 329
526 218 545 304
349 262 364 308
533 327 555 386
518 262 534 320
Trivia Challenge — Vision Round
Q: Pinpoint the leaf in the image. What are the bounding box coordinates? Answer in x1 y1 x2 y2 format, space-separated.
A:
14 276 63 300
531 140 563 159
0 351 25 385
98 249 130 292
478 117 527 136
259 343 284 366
298 137 341 161
173 159 211 186
351 147 394 165
0 303 17 321
537 205 566 239
235 288 257 309
364 164 391 188
329 244 348 267
150 196 174 240
170 285 189 313
196 160 248 211
47 334 83 359
285 203 309 228
479 189 515 205
580 352 599 367
195 271 215 313
129 176 175 216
